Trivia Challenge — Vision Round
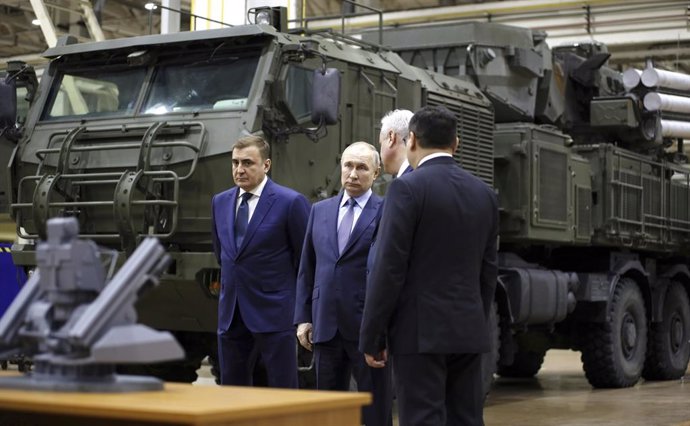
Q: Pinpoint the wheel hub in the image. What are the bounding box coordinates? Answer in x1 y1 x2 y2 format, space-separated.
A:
670 313 683 353
622 313 638 357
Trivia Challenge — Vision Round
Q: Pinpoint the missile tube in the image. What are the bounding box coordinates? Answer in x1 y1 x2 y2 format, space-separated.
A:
644 92 690 114
623 68 642 91
641 68 690 91
659 120 690 139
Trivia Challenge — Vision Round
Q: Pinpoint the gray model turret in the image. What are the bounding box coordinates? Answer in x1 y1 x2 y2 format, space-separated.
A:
0 217 183 391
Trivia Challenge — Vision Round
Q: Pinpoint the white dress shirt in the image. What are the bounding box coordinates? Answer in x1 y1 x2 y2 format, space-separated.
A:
397 159 411 178
236 175 268 222
417 152 452 167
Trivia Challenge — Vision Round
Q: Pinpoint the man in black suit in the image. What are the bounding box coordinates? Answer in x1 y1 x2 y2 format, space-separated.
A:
360 106 499 426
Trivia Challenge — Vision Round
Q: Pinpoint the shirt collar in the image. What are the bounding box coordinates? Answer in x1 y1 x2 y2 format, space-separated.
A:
341 188 372 209
417 152 452 167
238 175 268 199
396 159 410 178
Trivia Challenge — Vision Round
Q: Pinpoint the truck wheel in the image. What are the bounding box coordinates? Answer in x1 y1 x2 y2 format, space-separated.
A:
643 281 690 380
580 277 647 388
208 355 221 385
117 331 210 383
481 301 500 397
497 349 546 378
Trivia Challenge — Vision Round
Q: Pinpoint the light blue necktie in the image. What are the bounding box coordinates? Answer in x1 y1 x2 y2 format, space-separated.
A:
234 192 253 248
338 198 356 254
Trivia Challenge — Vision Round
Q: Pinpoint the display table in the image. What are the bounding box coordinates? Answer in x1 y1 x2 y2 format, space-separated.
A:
0 379 371 426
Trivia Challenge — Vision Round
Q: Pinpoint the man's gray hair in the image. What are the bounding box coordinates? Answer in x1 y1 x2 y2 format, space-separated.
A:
344 141 381 170
380 109 414 143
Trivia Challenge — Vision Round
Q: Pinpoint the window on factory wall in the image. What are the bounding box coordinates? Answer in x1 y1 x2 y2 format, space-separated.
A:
284 65 313 122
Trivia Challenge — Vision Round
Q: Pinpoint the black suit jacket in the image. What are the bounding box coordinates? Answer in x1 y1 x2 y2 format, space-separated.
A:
359 156 498 355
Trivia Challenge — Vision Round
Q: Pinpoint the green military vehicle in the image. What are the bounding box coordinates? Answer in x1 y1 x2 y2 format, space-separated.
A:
2 8 690 391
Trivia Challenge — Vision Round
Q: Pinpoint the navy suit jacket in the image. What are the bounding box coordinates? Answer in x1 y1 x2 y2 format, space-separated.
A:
211 178 310 333
360 156 498 355
295 192 383 343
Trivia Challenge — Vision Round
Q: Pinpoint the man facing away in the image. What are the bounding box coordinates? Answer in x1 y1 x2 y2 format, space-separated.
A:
360 106 499 426
211 135 310 388
379 109 414 178
295 142 392 426
368 109 415 271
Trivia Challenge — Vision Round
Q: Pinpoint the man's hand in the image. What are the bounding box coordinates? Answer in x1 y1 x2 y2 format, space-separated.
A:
297 323 313 351
364 349 388 368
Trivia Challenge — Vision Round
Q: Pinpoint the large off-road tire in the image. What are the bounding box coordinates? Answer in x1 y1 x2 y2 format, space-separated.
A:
208 339 221 384
481 301 501 397
208 356 221 384
117 331 210 383
579 278 647 388
497 349 546 378
643 281 690 380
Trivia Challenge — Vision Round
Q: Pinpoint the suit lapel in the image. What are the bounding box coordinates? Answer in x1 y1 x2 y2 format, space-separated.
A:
236 179 277 256
328 195 342 257
226 187 240 254
340 195 381 258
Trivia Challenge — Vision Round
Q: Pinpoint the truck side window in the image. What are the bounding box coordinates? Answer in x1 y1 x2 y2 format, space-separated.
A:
285 65 313 122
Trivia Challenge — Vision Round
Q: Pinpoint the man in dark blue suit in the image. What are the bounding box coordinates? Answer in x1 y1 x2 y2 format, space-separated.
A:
295 142 391 426
211 135 310 388
360 106 499 426
368 109 415 272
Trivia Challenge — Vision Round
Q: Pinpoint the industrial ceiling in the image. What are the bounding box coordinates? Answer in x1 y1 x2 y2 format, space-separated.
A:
0 0 688 73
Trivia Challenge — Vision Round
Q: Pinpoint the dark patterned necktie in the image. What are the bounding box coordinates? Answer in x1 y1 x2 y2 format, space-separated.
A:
338 198 356 254
234 192 253 248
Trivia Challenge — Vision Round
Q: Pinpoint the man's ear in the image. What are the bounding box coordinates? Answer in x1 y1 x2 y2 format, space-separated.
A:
388 131 396 148
408 132 418 151
452 136 459 153
264 158 272 172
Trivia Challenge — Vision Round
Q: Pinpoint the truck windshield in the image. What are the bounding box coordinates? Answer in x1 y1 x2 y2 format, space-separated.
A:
41 52 261 121
143 55 260 114
42 67 147 121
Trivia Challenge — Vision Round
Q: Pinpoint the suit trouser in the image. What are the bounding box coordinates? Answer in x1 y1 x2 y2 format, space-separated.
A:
392 352 483 426
217 305 298 388
315 331 393 426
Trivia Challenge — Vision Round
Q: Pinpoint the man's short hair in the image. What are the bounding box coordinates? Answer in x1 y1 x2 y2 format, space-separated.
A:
409 106 457 149
233 135 270 160
380 109 414 144
344 141 381 170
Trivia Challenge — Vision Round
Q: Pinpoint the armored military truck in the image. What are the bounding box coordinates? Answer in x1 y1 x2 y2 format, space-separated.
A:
363 22 690 388
2 17 489 382
2 11 690 390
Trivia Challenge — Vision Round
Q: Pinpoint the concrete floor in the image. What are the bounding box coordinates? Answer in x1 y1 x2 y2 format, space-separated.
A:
484 350 690 426
194 350 690 425
2 349 688 424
